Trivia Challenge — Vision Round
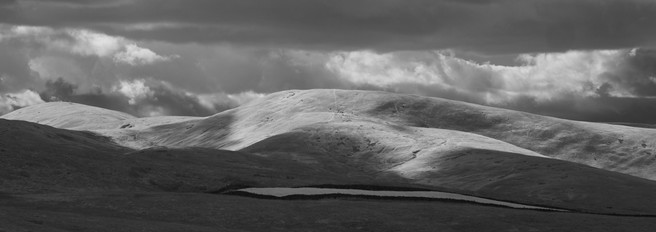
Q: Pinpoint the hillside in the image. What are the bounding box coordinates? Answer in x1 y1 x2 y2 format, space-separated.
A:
39 89 653 180
0 118 399 194
5 89 656 230
4 89 656 215
2 102 136 130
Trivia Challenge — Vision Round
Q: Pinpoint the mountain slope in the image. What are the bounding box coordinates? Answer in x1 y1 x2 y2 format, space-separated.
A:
103 89 656 180
2 102 136 130
4 114 656 215
5 89 656 216
9 89 656 181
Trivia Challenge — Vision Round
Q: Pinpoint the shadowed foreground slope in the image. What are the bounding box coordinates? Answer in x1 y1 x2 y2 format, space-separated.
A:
3 193 656 232
0 119 391 194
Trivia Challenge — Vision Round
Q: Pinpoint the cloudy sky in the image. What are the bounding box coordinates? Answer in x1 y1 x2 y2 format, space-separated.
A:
2 0 656 123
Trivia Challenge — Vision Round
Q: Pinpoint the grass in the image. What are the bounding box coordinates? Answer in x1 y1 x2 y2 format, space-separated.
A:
3 192 656 232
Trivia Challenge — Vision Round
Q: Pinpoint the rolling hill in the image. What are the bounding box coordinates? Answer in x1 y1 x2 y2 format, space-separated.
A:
3 89 656 231
7 89 655 180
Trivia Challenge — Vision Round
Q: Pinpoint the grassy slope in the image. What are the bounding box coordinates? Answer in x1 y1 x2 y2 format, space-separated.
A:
242 132 656 215
1 102 136 130
3 93 656 230
7 90 656 180
0 119 391 194
104 89 656 180
0 119 131 193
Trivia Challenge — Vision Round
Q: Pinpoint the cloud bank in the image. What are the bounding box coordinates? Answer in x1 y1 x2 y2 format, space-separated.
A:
3 0 656 53
2 24 656 122
2 2 656 123
323 49 656 123
0 26 265 117
37 77 263 117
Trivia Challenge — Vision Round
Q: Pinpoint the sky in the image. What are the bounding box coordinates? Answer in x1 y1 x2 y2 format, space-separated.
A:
2 0 656 123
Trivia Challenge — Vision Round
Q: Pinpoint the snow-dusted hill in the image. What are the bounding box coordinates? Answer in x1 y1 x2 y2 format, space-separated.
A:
8 89 656 179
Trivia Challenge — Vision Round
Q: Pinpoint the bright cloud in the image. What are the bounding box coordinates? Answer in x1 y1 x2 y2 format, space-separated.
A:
114 44 171 65
66 29 123 57
0 89 45 114
0 25 175 94
8 25 123 57
4 25 170 65
227 91 266 105
327 51 446 86
107 78 265 116
197 91 265 111
326 49 642 105
113 79 153 105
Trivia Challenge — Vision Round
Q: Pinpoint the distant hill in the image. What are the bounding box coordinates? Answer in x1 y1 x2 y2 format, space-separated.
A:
11 89 651 179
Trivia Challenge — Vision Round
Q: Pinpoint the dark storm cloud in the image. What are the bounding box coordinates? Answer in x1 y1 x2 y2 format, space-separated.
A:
253 50 352 92
0 42 39 92
4 0 656 53
0 0 17 6
501 93 656 124
601 49 656 97
368 81 656 124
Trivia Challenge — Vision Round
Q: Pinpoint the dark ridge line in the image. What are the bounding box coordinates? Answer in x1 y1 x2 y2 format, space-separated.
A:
215 184 564 213
205 184 255 194
605 122 656 129
300 184 434 192
221 191 564 213
205 184 436 194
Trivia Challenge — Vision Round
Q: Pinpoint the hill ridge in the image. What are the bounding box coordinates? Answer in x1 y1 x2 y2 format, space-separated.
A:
4 89 656 181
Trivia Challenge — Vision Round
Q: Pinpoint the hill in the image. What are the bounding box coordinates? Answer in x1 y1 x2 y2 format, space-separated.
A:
6 90 656 230
69 89 656 181
4 89 656 217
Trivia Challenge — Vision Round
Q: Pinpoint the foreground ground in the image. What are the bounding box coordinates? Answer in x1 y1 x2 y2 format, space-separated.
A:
2 192 656 232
